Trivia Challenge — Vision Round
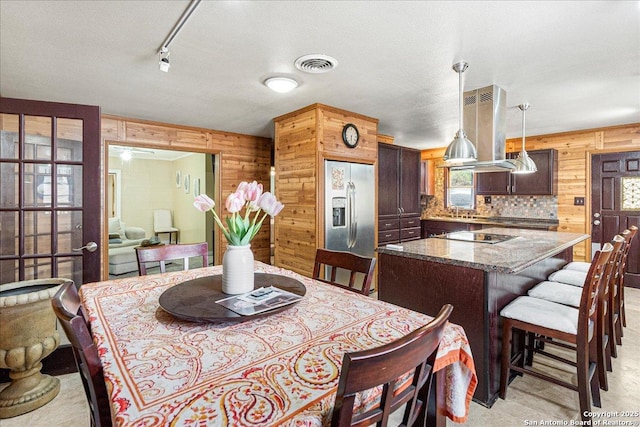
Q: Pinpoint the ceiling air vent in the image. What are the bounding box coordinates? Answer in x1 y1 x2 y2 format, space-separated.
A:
294 54 338 74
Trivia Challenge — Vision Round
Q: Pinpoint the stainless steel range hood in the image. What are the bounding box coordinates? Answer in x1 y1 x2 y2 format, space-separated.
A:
447 85 515 173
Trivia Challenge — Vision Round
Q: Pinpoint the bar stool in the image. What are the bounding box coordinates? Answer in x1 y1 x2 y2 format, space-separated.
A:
527 235 625 390
545 227 637 345
499 243 613 422
615 226 637 333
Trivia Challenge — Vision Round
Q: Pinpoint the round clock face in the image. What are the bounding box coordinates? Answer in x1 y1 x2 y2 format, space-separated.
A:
342 124 359 148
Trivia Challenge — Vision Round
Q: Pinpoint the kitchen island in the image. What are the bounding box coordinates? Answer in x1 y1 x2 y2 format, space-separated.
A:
377 227 589 407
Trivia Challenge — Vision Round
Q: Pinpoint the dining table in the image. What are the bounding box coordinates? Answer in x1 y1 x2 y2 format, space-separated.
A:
79 261 477 426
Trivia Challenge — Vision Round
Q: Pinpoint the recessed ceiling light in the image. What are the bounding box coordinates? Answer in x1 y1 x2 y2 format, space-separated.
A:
264 77 299 93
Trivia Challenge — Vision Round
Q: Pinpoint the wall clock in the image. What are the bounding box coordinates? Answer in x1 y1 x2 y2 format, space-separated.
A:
342 123 359 148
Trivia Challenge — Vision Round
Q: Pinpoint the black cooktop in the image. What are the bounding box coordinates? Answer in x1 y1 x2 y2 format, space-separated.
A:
434 231 516 244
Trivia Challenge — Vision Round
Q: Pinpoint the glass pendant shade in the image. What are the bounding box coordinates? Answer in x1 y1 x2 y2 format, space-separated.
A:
444 61 477 163
511 103 537 174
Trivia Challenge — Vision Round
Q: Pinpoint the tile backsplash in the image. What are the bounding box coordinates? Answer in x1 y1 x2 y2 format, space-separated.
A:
475 195 557 219
420 163 558 219
421 193 557 219
420 164 558 220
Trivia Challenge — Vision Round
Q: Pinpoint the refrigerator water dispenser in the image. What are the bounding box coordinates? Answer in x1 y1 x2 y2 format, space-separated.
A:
332 197 346 227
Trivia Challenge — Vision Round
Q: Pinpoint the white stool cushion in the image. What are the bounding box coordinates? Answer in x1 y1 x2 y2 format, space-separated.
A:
548 269 587 287
528 281 582 308
563 261 591 273
500 296 580 335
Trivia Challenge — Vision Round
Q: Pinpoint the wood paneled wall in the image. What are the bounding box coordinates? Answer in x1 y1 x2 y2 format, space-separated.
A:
273 104 378 276
421 122 640 261
102 115 273 276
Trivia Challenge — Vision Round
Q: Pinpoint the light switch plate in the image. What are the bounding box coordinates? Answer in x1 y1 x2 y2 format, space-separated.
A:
574 197 585 206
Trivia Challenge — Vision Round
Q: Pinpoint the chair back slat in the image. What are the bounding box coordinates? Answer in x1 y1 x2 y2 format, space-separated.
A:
51 282 112 427
312 249 376 295
136 242 208 276
578 243 613 336
619 226 638 287
331 304 453 427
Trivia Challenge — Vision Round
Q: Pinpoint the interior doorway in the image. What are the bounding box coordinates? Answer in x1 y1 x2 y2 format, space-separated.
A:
105 143 218 279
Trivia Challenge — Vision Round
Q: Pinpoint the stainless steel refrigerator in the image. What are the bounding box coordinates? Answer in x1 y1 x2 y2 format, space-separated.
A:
324 160 375 288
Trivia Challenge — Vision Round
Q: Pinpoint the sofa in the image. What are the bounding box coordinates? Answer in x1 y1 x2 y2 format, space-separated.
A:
108 217 147 275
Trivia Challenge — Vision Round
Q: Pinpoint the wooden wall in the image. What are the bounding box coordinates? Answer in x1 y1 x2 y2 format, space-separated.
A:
421 122 640 261
102 115 273 277
273 104 378 277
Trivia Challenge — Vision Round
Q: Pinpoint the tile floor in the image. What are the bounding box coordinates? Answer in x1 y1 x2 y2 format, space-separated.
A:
2 288 639 426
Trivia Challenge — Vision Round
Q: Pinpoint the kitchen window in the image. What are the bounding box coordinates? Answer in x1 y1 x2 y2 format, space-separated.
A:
446 169 475 209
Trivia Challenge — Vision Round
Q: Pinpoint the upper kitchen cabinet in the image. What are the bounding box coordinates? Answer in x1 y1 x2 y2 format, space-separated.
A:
378 142 421 244
475 148 558 195
420 159 435 195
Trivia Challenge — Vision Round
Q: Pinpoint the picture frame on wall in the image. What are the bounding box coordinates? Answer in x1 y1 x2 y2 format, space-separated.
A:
184 174 190 193
193 178 200 197
176 170 182 188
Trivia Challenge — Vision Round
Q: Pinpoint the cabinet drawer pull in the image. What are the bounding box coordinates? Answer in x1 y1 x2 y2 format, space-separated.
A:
384 234 392 238
384 223 393 227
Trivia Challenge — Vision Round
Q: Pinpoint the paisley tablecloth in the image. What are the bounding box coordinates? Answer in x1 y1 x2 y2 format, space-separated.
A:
80 262 477 426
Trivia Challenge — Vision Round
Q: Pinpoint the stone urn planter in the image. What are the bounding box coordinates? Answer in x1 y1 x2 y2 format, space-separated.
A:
0 278 69 418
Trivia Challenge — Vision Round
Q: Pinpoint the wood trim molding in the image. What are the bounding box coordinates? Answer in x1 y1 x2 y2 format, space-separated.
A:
273 103 379 124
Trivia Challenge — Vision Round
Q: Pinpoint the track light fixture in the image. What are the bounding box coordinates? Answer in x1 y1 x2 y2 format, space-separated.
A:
159 48 170 72
155 0 201 73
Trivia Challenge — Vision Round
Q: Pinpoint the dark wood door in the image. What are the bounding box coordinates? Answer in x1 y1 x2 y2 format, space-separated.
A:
0 97 101 285
400 147 421 217
592 151 640 288
378 143 400 221
510 149 558 195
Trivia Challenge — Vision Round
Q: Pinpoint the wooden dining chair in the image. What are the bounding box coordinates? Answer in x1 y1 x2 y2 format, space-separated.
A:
136 242 209 276
312 249 377 295
499 243 613 423
331 304 453 427
51 282 112 427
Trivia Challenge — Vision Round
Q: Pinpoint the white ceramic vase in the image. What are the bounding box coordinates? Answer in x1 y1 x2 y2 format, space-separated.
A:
222 244 255 294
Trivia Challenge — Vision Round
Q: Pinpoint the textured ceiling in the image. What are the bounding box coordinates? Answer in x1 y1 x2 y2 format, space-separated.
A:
1 0 638 150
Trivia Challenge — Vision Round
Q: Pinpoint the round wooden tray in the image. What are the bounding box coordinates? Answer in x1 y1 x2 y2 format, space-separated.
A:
158 272 306 322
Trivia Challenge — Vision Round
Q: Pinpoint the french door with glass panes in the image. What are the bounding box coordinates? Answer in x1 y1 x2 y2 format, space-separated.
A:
0 97 101 285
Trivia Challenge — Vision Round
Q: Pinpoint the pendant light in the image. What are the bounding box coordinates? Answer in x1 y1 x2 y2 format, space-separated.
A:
444 61 477 163
511 103 537 174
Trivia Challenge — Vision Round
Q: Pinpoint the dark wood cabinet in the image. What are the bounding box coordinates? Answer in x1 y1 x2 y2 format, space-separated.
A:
420 160 434 195
378 143 421 244
420 219 482 238
510 149 558 195
475 169 511 195
400 148 421 217
475 149 558 195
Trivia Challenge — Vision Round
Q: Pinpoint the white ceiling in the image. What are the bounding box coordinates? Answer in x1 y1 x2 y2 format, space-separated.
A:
1 1 638 150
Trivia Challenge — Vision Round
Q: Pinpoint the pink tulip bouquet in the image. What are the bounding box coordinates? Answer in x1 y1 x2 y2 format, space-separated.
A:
193 181 284 246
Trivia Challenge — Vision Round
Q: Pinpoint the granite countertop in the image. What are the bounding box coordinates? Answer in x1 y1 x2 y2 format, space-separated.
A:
377 227 589 274
421 216 559 230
